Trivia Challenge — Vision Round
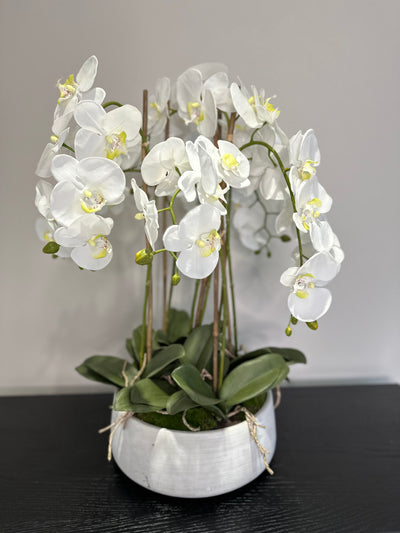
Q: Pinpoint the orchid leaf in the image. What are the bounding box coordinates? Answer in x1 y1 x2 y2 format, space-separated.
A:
167 309 190 342
220 353 289 408
181 324 213 367
143 344 185 379
166 390 198 415
171 364 219 406
129 378 170 410
267 347 307 365
76 356 137 387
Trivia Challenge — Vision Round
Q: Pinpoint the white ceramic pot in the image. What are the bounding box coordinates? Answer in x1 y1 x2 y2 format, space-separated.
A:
111 392 276 498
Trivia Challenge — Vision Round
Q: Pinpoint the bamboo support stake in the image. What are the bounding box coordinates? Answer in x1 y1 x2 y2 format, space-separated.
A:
194 277 209 328
141 89 153 362
212 264 219 394
162 106 170 331
227 111 236 142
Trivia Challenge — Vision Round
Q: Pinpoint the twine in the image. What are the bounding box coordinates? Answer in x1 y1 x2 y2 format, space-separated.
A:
228 405 274 475
182 409 200 432
99 411 134 461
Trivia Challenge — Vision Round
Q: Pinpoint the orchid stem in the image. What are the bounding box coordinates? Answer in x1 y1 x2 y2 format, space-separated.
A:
103 101 123 108
239 139 304 266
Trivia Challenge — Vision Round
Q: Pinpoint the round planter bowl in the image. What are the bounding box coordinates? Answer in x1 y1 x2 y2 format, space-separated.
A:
111 392 276 498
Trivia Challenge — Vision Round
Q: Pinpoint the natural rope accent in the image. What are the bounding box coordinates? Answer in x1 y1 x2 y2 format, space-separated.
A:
129 353 147 386
274 386 282 409
122 360 129 387
182 409 200 432
200 368 213 381
229 406 274 475
98 411 134 461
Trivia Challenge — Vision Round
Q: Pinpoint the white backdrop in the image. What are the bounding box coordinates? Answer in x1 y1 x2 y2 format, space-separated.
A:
1 0 399 394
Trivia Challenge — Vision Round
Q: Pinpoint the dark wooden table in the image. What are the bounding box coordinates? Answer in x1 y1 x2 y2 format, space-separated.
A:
1 385 399 532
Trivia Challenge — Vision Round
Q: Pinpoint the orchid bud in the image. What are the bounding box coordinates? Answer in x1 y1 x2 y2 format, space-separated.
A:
135 249 153 265
285 326 292 336
171 273 181 286
306 320 318 330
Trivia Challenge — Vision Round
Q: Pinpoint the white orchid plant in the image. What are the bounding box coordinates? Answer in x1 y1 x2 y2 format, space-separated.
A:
35 56 343 430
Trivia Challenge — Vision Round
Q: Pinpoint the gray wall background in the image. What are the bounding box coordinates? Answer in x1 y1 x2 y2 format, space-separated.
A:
1 0 398 394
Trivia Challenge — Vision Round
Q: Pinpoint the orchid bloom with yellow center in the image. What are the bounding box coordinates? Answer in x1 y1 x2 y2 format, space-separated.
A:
288 129 321 192
293 178 334 252
54 214 114 270
74 101 142 170
163 204 221 279
280 252 339 321
231 82 281 128
49 154 126 228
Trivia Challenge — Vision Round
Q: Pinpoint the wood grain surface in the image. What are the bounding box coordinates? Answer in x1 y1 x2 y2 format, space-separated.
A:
0 385 399 533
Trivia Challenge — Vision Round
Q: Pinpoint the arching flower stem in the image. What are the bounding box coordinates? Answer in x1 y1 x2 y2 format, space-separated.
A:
102 101 123 109
239 139 304 265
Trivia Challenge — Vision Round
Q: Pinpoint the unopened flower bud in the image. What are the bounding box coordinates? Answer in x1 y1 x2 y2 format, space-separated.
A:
290 316 298 325
280 235 291 242
285 326 292 337
306 320 318 330
135 249 153 265
171 273 181 286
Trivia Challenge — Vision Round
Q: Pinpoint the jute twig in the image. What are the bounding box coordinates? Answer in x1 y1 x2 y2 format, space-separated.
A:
130 353 147 386
99 411 134 462
122 360 129 387
182 410 200 432
232 406 274 475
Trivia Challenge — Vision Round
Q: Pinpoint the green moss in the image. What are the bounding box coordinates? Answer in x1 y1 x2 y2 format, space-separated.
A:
134 392 268 431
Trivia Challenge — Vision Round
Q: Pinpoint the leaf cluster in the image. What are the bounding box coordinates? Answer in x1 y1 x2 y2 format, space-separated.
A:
76 309 306 429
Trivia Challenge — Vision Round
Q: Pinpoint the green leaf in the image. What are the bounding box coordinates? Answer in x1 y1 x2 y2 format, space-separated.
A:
267 347 307 365
113 387 136 411
182 324 213 368
79 356 137 387
220 353 289 408
166 390 198 415
154 329 169 346
75 363 112 385
171 364 219 406
42 241 60 254
143 344 185 379
125 338 136 360
129 378 170 410
131 326 162 361
167 309 190 343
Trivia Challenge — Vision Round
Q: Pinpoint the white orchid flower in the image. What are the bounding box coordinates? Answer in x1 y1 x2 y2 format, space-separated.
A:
52 56 106 136
35 217 71 258
203 71 234 114
131 178 159 250
35 179 55 220
163 204 221 279
74 101 142 170
289 129 320 192
293 178 334 252
231 82 280 128
179 136 219 202
280 252 339 322
50 155 125 227
176 68 217 137
216 140 250 188
141 137 190 197
148 77 171 137
54 214 114 270
36 128 70 178
291 232 345 268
